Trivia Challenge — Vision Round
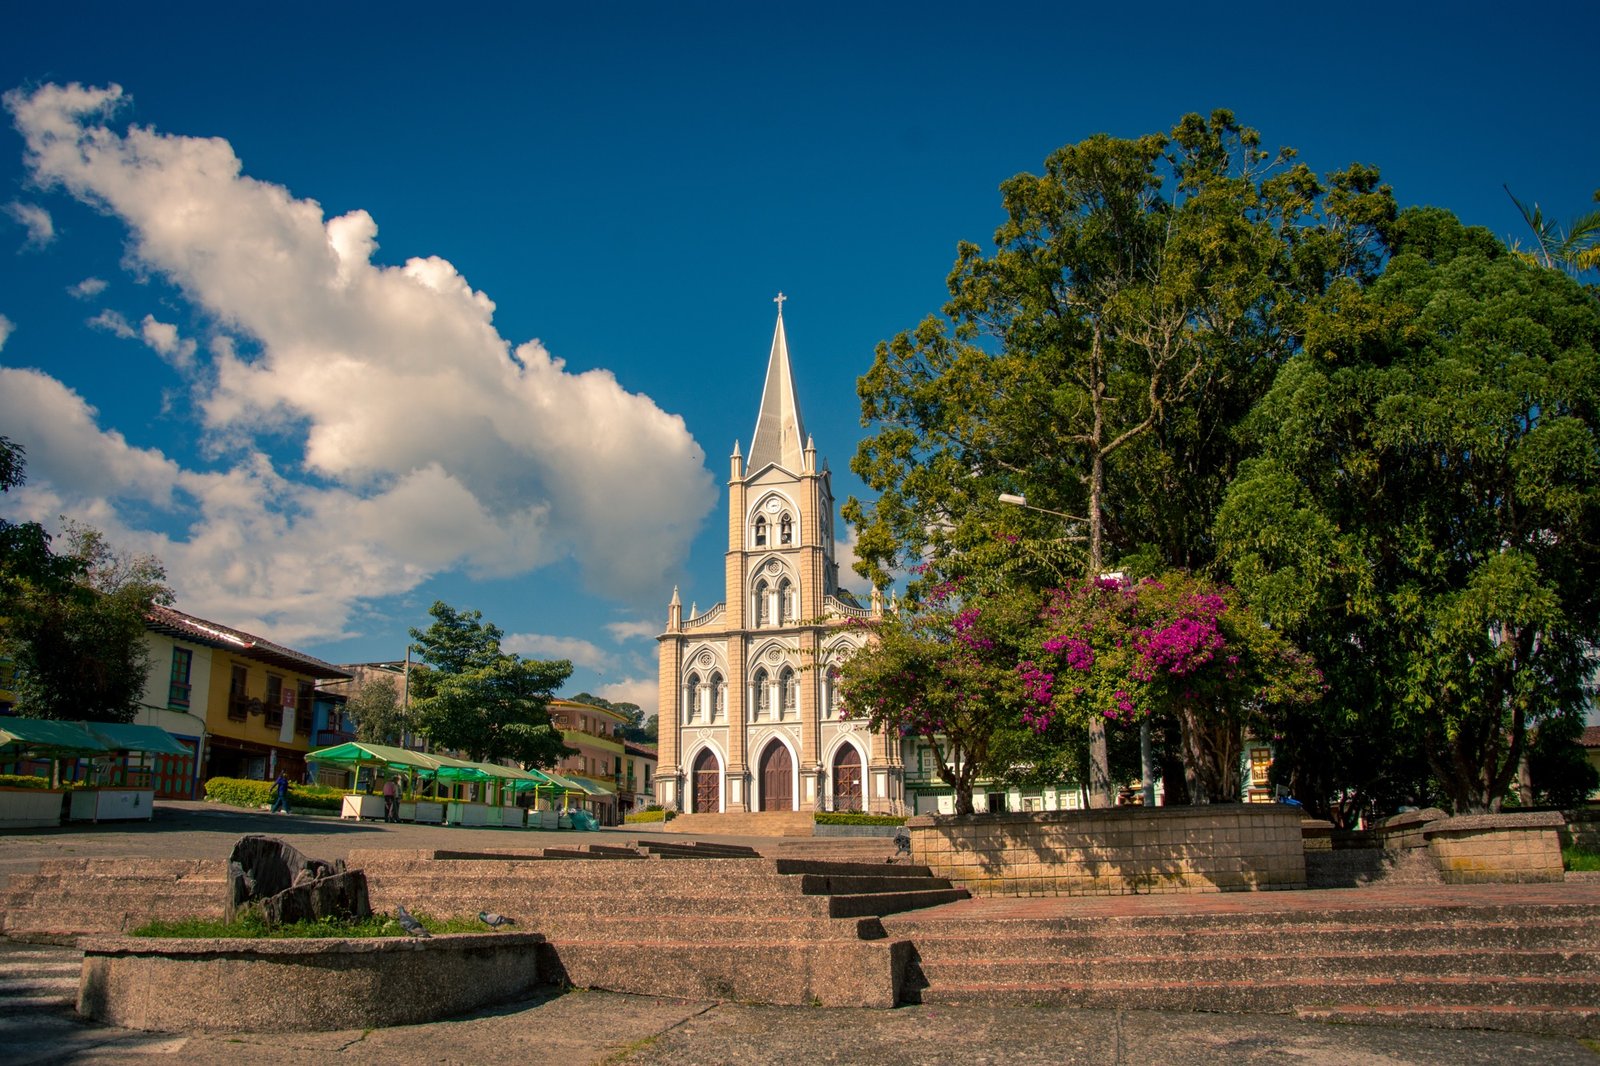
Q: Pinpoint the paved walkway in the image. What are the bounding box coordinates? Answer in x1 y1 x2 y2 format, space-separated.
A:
4 801 1599 1064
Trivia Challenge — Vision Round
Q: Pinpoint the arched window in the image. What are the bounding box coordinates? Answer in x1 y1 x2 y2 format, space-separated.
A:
778 577 794 624
779 513 793 545
685 672 701 724
710 672 725 721
779 667 796 718
754 579 770 626
826 667 843 718
753 667 770 720
754 515 767 546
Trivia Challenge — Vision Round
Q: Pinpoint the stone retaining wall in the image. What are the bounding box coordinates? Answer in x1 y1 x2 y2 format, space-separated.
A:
1564 808 1600 850
77 932 543 1032
906 805 1306 897
1424 812 1566 885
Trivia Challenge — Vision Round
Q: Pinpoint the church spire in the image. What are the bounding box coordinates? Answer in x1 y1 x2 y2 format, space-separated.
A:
746 294 808 474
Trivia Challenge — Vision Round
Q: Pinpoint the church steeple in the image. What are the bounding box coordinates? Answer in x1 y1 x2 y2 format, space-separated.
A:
746 293 808 475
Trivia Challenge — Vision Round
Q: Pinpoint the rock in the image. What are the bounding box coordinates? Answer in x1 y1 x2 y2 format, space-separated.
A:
226 835 371 925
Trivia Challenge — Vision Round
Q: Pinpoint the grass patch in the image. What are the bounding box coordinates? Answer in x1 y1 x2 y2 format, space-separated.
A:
1563 846 1600 872
131 910 486 938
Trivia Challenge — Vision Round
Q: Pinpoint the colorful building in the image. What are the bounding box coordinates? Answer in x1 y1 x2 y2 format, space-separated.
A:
621 740 657 816
548 697 624 823
142 604 351 794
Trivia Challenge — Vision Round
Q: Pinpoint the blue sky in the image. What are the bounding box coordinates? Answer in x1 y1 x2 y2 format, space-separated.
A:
2 2 1596 720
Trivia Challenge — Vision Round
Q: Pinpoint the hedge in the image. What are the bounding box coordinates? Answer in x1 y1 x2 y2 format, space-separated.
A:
624 808 677 824
0 773 54 790
204 776 346 812
814 811 906 826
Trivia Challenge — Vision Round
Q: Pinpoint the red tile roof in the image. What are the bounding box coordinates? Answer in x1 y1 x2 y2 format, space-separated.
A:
145 603 352 680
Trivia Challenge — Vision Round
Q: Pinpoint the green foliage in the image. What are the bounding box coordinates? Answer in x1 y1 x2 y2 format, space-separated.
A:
0 772 54 790
813 811 905 826
409 601 575 767
2 522 172 722
1564 846 1600 873
1217 208 1600 815
1527 714 1600 809
845 111 1395 598
132 910 485 938
623 808 675 823
203 776 345 811
570 691 657 743
0 437 84 613
1505 185 1600 277
345 677 404 745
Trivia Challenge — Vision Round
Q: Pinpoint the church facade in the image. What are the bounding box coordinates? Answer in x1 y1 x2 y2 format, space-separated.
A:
653 300 903 814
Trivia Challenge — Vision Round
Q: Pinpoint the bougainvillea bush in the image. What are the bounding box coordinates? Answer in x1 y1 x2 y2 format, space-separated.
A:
833 581 1043 815
1023 572 1321 803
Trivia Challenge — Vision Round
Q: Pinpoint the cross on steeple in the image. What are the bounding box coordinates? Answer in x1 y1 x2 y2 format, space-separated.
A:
773 292 786 315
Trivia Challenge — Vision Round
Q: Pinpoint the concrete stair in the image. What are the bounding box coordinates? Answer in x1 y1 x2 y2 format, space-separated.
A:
659 810 815 836
770 836 901 862
884 897 1600 1036
0 858 226 940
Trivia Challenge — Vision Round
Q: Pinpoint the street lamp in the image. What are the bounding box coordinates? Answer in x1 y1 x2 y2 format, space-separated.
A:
997 493 1088 540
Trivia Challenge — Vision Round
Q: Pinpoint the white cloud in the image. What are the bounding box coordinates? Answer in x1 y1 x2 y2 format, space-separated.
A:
68 277 108 299
6 201 54 247
503 632 611 670
0 314 12 351
87 308 136 338
605 619 661 643
3 82 717 644
834 524 868 594
595 675 658 721
139 315 197 370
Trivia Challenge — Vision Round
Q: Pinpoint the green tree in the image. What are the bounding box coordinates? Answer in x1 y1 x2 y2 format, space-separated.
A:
3 522 172 722
845 111 1392 805
345 677 404 745
570 692 656 743
0 437 83 614
1505 185 1600 278
408 601 574 767
1217 208 1600 814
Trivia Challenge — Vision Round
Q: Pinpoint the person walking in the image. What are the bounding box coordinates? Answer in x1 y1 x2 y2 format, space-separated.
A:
270 770 291 815
382 776 400 823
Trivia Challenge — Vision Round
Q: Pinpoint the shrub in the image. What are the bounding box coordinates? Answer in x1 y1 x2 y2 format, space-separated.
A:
203 776 346 812
624 808 676 823
1565 847 1600 873
814 811 906 826
0 773 54 790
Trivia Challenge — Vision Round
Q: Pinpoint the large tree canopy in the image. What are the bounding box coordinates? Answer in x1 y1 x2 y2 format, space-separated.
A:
408 600 574 768
1217 207 1600 814
2 522 172 722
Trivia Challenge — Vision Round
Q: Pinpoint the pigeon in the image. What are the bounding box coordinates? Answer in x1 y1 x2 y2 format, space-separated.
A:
478 911 517 928
395 904 431 938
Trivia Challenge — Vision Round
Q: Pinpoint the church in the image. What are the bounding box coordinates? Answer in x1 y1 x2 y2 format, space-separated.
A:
653 298 904 815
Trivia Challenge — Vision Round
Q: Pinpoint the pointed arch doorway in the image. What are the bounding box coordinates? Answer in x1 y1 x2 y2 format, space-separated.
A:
832 745 863 812
692 749 721 813
759 742 793 811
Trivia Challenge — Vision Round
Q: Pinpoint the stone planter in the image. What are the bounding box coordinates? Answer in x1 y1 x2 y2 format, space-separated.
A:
77 932 543 1033
907 804 1307 896
1424 811 1566 884
0 786 64 828
814 823 902 838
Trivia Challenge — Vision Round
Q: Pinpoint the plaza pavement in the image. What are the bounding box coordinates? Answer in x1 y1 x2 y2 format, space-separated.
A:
3 800 1598 1065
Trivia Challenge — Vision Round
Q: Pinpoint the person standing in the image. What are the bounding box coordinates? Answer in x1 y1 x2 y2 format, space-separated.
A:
382 776 399 823
270 770 291 815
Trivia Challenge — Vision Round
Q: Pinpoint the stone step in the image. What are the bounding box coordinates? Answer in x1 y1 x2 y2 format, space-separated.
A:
521 914 887 942
1294 1004 1600 1038
897 920 1600 961
911 974 1600 1012
826 889 970 918
917 948 1600 985
1306 848 1446 888
774 859 936 879
369 886 839 920
540 936 906 1007
883 901 1600 938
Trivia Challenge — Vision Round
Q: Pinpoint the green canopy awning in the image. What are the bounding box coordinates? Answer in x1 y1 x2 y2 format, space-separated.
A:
305 741 438 775
0 718 113 758
564 775 616 797
77 722 190 757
